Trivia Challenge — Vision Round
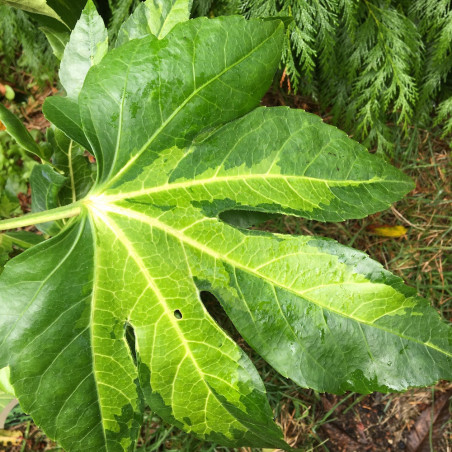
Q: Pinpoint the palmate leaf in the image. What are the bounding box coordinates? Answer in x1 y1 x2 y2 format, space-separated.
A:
0 10 451 452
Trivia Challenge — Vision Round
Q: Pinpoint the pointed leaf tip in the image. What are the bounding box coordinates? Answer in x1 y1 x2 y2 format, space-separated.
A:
0 104 45 159
59 0 108 99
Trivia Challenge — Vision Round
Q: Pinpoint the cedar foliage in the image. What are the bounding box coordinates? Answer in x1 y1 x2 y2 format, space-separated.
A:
1 1 450 152
0 6 57 83
203 0 452 152
105 0 141 39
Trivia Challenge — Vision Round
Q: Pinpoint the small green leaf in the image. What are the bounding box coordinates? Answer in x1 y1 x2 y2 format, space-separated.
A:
30 164 67 235
0 231 44 249
40 27 70 60
59 0 108 99
6 0 86 60
147 0 193 38
47 127 96 205
5 0 87 30
0 104 46 160
0 369 16 430
42 96 92 150
117 0 193 45
28 127 95 237
41 0 87 30
116 2 153 47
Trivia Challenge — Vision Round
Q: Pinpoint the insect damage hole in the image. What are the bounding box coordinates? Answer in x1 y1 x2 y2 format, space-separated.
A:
174 309 182 319
124 322 137 365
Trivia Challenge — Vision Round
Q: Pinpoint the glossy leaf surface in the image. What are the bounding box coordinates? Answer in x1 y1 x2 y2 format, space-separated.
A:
0 12 451 452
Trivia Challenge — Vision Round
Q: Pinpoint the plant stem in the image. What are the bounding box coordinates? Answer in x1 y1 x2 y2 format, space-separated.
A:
0 203 82 231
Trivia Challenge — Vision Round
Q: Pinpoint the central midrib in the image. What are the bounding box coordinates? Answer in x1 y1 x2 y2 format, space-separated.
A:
98 173 389 203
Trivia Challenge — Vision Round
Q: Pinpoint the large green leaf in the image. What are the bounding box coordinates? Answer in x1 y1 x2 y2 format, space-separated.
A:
79 17 283 184
47 127 96 204
30 164 67 235
0 12 451 452
30 128 95 235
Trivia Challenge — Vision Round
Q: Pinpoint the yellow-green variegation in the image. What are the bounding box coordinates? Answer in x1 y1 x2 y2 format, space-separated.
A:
0 2 451 451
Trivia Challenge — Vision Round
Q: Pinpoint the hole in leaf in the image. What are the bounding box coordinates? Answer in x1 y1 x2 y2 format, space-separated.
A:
200 292 288 409
199 291 241 341
219 210 281 229
174 309 182 319
220 210 333 237
124 322 137 364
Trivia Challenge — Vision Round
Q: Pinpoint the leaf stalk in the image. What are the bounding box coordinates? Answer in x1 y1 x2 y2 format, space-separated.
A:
0 203 82 231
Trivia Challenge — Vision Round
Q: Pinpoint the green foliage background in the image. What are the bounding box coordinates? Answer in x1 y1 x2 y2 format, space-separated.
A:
207 0 452 153
1 0 451 152
0 6 57 83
